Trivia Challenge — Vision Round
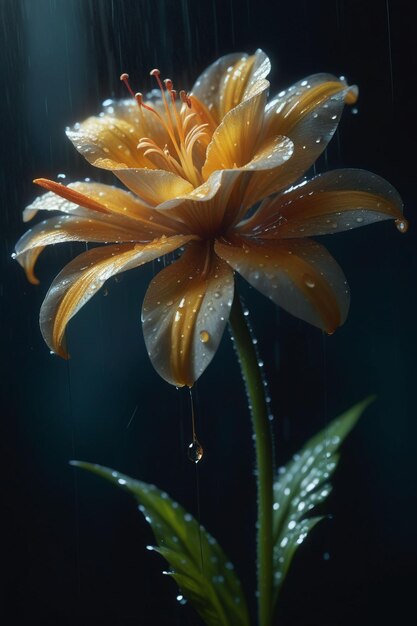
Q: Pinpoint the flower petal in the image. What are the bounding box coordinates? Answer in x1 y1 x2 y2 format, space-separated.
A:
40 235 195 358
216 236 349 333
191 49 271 122
66 115 148 169
15 215 144 285
67 98 184 170
142 242 234 387
156 169 246 236
114 169 194 207
241 169 405 237
25 180 182 234
202 87 268 179
253 74 358 193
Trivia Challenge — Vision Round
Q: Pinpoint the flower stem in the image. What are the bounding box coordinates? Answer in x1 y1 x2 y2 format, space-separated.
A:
228 292 274 626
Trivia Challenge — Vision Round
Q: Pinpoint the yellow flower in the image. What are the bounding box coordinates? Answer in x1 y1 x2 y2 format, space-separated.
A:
15 50 405 387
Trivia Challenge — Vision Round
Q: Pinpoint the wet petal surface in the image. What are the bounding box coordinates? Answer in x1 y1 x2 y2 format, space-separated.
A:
241 169 404 237
216 236 349 333
142 242 234 386
40 235 194 357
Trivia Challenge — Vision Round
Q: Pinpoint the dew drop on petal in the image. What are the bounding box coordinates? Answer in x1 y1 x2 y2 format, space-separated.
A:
395 218 408 233
199 330 210 343
303 273 316 288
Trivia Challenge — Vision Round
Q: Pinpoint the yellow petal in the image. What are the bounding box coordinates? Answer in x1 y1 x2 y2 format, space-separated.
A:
40 235 195 358
254 74 357 193
142 241 234 386
157 169 246 236
67 115 148 169
216 236 349 333
191 49 271 123
202 87 268 179
114 169 194 207
241 169 404 237
15 215 145 285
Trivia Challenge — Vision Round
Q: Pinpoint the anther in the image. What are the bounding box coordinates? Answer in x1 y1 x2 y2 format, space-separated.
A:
150 68 161 77
135 92 143 106
164 78 173 91
120 72 136 99
180 90 192 108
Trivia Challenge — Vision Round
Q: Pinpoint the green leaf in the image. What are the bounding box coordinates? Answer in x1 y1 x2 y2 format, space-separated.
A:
271 397 374 606
71 461 250 626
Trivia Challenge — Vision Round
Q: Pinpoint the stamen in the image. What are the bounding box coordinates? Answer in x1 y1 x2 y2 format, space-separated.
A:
123 66 210 187
180 90 192 108
164 78 173 92
120 73 136 99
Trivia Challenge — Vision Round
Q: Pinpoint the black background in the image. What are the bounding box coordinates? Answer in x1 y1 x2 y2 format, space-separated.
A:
1 1 416 625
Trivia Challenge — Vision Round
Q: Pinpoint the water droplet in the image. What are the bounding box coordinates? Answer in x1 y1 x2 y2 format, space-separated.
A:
395 218 408 233
188 439 204 463
176 594 187 605
199 330 210 343
303 273 315 288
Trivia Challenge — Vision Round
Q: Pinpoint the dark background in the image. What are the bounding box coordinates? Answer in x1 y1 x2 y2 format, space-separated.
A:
1 1 416 624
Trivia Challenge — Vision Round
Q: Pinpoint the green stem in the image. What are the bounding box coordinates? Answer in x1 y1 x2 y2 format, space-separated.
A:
228 292 274 626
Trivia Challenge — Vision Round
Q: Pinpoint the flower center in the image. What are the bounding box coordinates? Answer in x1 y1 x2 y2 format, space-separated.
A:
120 71 210 188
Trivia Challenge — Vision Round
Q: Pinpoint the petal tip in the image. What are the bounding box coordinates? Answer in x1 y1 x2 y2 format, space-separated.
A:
345 84 358 104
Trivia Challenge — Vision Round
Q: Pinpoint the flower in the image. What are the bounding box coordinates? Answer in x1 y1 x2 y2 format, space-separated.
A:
15 50 405 387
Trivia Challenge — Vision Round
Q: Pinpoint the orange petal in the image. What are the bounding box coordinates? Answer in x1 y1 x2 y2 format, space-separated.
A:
241 169 404 237
191 49 271 123
216 236 349 333
40 235 195 358
202 87 268 179
252 74 357 194
114 169 194 207
25 180 185 235
142 241 234 387
15 215 145 285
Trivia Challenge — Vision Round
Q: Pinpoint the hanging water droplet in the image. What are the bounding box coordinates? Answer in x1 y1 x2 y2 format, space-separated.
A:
395 218 408 233
199 330 210 343
303 273 316 288
188 439 203 463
